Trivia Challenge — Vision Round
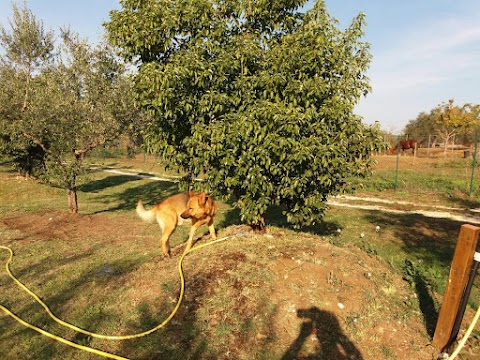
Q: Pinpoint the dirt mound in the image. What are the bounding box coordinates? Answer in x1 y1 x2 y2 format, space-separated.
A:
1 211 439 359
270 242 434 359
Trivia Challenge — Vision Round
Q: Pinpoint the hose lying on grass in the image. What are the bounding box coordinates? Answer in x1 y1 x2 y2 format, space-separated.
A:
0 234 240 359
1 234 478 360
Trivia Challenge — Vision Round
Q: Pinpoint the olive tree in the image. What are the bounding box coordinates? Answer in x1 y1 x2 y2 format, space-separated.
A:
106 0 382 230
433 99 479 154
0 3 145 213
0 2 54 176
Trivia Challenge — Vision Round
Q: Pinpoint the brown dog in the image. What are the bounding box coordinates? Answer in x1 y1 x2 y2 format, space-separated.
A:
136 191 217 257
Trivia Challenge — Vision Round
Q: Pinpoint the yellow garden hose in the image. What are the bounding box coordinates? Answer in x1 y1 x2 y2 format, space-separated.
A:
1 235 479 360
0 305 129 360
0 234 237 358
446 303 480 360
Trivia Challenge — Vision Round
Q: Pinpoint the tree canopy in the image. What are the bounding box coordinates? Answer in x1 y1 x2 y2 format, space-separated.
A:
106 0 381 229
404 99 480 149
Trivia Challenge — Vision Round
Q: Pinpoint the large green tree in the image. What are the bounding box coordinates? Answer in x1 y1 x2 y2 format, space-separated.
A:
106 0 381 230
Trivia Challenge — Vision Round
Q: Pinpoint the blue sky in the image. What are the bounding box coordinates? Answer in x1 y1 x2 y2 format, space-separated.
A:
1 0 479 133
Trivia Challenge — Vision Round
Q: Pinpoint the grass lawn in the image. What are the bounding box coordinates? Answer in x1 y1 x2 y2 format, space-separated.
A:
0 154 479 360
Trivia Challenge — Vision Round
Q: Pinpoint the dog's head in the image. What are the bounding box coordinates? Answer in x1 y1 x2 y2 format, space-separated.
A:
180 191 215 220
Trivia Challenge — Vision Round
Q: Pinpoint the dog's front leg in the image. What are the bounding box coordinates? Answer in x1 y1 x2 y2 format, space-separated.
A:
184 231 195 253
184 220 202 253
207 218 216 240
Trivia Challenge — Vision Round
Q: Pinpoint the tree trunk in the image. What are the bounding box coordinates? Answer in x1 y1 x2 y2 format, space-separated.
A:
24 156 32 179
68 187 78 214
67 154 81 214
22 64 32 112
249 214 266 234
443 134 452 157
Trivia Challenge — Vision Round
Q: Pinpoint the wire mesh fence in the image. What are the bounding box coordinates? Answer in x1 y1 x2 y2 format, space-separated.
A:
371 135 480 201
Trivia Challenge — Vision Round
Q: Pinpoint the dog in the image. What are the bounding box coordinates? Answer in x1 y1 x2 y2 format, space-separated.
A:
136 191 217 257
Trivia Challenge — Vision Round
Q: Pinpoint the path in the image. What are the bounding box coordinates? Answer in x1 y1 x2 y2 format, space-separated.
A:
101 167 480 225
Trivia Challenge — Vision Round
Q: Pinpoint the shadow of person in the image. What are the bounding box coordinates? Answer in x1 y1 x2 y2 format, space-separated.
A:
281 307 364 360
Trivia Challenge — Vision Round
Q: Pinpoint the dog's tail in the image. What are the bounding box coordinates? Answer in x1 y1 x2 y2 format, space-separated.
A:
136 199 157 224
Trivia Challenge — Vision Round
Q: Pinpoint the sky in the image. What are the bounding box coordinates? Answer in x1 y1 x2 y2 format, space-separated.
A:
1 0 479 133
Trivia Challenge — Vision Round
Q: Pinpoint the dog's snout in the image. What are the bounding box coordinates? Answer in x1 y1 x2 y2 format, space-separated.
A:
180 210 190 219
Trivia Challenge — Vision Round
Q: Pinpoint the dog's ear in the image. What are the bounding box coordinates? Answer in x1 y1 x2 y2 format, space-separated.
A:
188 190 194 198
199 193 207 206
205 196 215 214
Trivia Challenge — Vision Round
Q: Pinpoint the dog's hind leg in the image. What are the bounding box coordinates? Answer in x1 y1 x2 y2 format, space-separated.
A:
158 217 176 257
160 231 175 257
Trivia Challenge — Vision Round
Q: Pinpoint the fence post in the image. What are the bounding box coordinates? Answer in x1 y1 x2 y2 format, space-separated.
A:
446 240 480 351
432 224 480 351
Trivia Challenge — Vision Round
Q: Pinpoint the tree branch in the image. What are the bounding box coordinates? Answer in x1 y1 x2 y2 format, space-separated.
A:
23 133 51 154
73 137 106 158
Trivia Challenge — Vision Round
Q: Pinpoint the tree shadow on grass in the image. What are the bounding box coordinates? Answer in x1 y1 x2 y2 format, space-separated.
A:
217 205 242 229
0 160 17 173
443 196 480 211
89 180 179 214
79 174 144 193
78 171 339 238
363 211 458 269
0 247 152 359
218 203 340 238
362 210 462 338
267 205 341 237
117 272 212 359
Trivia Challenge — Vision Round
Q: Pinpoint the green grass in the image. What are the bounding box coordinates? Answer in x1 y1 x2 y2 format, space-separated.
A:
353 169 473 198
1 156 479 359
349 154 480 209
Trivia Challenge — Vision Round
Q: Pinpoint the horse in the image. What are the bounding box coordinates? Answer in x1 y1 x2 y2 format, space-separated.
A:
390 139 417 155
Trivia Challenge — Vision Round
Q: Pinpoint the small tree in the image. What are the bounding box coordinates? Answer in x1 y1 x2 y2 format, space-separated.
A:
106 0 382 230
0 2 54 110
22 32 131 213
460 103 480 145
404 111 438 148
433 99 476 155
1 3 143 213
0 2 54 176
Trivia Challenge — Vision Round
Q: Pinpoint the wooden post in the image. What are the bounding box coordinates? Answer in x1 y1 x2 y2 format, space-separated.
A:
432 224 480 350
